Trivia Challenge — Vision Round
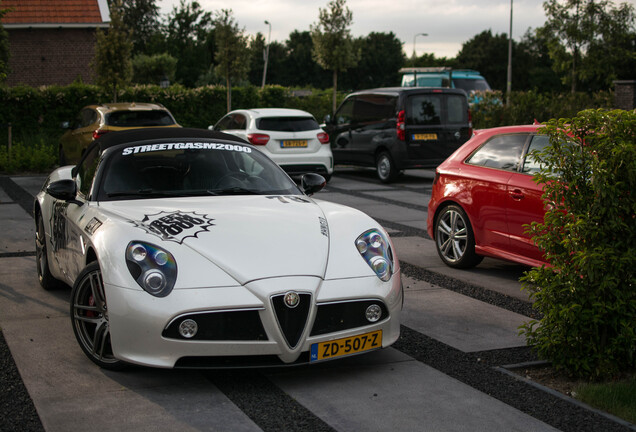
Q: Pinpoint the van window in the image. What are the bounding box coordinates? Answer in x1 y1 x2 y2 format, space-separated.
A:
354 95 396 123
335 98 355 125
407 95 442 125
452 78 491 92
447 95 467 124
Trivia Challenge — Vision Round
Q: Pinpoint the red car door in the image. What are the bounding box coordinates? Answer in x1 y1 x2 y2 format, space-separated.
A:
505 135 550 265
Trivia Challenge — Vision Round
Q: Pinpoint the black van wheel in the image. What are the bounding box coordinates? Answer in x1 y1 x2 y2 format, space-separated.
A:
376 151 398 183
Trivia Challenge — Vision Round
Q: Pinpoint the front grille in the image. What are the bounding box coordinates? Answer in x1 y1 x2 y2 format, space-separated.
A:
162 310 268 341
310 300 389 336
272 293 311 348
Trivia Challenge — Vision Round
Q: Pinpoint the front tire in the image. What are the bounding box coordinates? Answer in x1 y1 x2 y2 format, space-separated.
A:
434 204 483 269
70 262 126 370
376 151 399 183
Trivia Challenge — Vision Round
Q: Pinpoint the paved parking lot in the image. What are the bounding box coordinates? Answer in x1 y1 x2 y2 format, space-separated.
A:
0 169 631 432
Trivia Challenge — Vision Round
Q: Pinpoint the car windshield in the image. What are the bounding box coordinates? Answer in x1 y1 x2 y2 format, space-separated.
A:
452 78 491 92
98 141 300 201
256 116 319 132
106 110 176 127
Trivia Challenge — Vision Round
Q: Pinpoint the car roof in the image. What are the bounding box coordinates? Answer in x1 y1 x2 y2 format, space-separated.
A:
88 102 170 112
92 127 249 152
233 108 315 118
347 87 468 98
473 124 542 136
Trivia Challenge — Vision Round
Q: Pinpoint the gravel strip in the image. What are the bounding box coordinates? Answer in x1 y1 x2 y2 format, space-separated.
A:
0 329 44 432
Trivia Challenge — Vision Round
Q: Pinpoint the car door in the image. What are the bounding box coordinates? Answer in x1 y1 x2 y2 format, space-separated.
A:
215 113 249 141
505 134 549 263
328 97 355 163
66 108 99 161
463 133 530 253
65 144 101 280
348 94 397 166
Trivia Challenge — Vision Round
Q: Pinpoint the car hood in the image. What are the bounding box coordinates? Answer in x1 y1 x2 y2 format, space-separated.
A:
99 195 329 285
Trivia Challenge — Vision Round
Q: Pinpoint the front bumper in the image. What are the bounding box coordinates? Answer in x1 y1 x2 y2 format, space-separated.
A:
106 273 402 368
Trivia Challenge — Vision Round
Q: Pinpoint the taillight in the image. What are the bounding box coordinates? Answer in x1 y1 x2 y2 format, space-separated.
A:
92 129 109 140
433 171 440 185
467 108 473 137
317 132 329 144
247 133 270 145
396 110 405 141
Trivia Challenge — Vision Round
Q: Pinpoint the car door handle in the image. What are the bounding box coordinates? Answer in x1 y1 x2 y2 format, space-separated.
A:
510 189 524 200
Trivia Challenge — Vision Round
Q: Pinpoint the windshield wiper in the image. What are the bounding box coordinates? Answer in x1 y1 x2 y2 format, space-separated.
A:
106 189 191 198
206 187 260 196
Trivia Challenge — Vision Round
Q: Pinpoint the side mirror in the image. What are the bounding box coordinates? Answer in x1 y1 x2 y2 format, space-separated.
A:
301 173 326 196
208 125 214 130
46 179 81 205
323 114 332 125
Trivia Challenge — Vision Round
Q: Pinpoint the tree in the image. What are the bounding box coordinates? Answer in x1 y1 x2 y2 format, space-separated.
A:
132 53 178 85
455 30 510 91
515 28 564 92
247 34 286 87
542 0 636 92
311 0 359 113
283 30 330 88
118 0 161 55
93 0 133 102
164 0 213 87
213 9 249 112
0 1 11 83
341 32 405 90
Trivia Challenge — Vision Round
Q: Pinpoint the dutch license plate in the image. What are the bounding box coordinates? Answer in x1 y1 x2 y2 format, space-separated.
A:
412 133 437 140
281 140 308 148
310 330 382 362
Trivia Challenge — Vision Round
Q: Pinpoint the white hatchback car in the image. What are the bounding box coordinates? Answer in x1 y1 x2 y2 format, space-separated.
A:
211 108 334 181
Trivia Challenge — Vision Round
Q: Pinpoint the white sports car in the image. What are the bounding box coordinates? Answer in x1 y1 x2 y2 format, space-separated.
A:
34 128 402 369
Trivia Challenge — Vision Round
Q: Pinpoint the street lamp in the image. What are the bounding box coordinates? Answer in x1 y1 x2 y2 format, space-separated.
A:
412 32 428 66
506 0 513 105
261 20 272 89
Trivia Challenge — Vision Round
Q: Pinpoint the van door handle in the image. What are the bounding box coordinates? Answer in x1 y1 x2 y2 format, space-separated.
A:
510 188 524 200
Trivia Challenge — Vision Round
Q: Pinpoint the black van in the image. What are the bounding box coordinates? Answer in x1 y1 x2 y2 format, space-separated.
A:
323 87 472 182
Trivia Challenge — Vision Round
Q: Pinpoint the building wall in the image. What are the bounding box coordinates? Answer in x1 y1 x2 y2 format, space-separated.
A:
7 28 97 86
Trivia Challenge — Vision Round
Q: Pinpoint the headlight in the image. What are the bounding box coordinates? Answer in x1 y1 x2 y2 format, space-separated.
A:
126 241 177 297
355 229 393 282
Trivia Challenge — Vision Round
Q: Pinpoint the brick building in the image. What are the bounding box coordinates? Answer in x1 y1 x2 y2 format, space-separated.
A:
2 0 110 86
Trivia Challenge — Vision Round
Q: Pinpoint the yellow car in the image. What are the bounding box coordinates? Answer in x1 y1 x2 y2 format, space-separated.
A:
59 102 181 164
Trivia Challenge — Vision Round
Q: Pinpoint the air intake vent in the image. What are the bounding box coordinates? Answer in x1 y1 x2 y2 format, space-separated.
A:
271 293 311 348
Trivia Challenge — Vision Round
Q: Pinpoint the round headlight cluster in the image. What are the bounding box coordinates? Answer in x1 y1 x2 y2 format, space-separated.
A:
126 241 177 297
355 229 393 282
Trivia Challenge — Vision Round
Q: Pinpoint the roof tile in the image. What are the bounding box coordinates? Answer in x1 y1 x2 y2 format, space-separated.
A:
1 0 106 24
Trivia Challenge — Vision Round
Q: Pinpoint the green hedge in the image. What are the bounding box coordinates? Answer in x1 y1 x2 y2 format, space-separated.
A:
0 83 616 173
471 90 614 129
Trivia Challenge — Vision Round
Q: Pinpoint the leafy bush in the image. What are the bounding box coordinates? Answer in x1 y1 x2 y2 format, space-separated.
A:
471 90 613 129
0 138 57 173
521 109 636 380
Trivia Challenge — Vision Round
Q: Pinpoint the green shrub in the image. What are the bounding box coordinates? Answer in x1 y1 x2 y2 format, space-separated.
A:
521 109 636 380
0 138 57 173
471 90 613 129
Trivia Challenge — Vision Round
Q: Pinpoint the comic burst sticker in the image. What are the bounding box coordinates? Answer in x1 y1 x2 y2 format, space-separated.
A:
131 211 215 244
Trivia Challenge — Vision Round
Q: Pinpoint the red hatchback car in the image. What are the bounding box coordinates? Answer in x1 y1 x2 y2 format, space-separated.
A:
427 125 549 268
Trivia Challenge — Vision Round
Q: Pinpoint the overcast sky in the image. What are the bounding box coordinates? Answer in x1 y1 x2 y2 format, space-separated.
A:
157 0 636 58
